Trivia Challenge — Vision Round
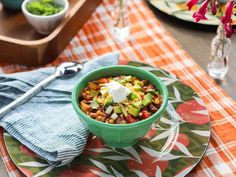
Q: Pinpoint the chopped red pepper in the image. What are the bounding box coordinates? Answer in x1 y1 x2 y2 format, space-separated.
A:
126 115 136 123
141 110 150 119
98 78 109 84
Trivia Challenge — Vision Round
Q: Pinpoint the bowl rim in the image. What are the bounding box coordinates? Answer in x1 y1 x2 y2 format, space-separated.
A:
72 65 169 128
21 0 69 18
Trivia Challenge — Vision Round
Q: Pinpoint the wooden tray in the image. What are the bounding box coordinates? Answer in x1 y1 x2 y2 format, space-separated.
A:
0 0 102 66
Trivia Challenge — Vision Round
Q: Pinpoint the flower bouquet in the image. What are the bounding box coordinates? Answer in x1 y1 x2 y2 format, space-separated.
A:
186 0 234 80
186 0 234 37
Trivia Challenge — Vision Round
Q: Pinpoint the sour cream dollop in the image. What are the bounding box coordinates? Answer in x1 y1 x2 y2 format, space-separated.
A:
107 81 131 103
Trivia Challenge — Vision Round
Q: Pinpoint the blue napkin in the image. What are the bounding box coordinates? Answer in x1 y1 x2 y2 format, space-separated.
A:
0 52 119 167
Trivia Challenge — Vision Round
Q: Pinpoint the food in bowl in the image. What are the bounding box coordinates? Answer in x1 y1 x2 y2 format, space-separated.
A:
72 65 168 147
79 75 162 124
26 0 63 16
22 0 69 34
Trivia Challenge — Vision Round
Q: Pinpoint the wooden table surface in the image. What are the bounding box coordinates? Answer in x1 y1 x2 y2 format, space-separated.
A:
1 2 236 177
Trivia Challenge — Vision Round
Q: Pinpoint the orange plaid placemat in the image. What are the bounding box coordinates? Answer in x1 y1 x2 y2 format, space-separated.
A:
0 0 236 176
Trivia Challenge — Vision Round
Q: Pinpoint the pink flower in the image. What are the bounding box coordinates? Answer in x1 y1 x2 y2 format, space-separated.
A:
211 0 217 15
192 0 209 22
186 0 199 10
221 0 233 24
221 0 234 37
223 22 233 38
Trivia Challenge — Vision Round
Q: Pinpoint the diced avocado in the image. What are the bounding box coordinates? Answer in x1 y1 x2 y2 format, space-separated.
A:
134 80 144 87
128 92 141 100
91 90 98 97
147 89 158 95
90 98 99 109
119 76 133 85
119 79 126 85
104 95 113 107
132 101 142 109
128 106 140 117
114 106 122 114
128 93 137 100
142 93 153 106
119 104 128 117
134 85 142 91
124 76 132 82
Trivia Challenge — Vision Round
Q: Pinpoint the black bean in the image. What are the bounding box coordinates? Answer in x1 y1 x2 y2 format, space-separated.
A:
149 104 158 113
90 109 97 113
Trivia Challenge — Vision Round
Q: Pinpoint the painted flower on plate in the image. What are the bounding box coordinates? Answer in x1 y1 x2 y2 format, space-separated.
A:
127 151 168 176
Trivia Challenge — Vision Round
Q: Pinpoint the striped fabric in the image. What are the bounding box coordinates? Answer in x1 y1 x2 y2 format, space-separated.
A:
0 0 235 176
0 53 118 167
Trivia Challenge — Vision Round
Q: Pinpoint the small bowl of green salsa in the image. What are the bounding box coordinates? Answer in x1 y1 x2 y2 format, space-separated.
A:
22 0 69 34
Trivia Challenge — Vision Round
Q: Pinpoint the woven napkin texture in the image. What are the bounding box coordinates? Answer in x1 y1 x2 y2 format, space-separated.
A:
0 52 119 166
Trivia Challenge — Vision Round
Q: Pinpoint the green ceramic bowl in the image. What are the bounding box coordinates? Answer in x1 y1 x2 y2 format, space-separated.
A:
72 66 168 148
0 0 24 10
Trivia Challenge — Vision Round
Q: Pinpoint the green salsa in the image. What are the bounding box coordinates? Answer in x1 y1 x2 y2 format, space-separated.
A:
26 0 63 16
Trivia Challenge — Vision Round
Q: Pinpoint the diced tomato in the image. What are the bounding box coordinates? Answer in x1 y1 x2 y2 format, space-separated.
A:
143 86 148 92
98 78 109 84
141 110 150 119
126 115 136 123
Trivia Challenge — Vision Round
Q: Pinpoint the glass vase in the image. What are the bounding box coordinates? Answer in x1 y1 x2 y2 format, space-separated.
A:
112 0 130 41
207 22 231 81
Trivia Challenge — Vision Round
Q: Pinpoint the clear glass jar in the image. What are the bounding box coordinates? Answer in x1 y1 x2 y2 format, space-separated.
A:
112 0 130 41
207 22 231 81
